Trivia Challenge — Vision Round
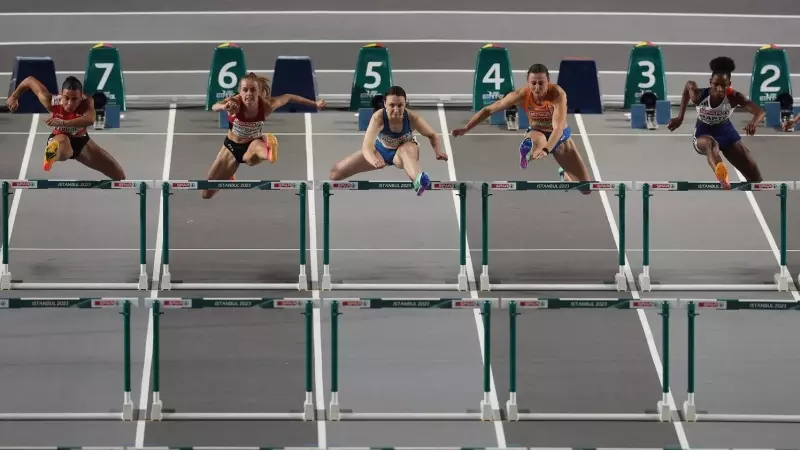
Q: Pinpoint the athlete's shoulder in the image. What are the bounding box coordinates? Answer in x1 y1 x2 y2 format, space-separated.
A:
550 83 566 100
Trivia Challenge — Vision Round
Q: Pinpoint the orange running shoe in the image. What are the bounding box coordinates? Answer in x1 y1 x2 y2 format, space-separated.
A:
264 133 279 163
43 139 59 171
715 162 731 189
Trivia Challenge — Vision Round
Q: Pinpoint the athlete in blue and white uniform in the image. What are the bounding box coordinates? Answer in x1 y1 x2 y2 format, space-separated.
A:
328 86 448 196
668 56 764 189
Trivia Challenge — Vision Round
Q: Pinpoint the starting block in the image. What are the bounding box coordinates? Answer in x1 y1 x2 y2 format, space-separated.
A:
764 92 799 130
7 57 58 114
488 105 529 131
271 56 318 113
630 92 671 130
83 43 126 130
357 94 385 131
557 58 603 114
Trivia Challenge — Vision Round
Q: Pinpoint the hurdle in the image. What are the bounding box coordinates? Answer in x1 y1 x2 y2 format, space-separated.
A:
0 297 138 421
320 181 469 291
145 297 315 421
0 180 150 290
636 181 794 291
157 180 309 290
326 297 499 421
680 297 800 423
501 297 674 422
479 181 631 291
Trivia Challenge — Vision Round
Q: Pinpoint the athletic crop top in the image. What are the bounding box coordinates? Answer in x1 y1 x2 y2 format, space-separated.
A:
376 110 414 149
50 96 89 137
227 97 266 140
695 87 736 126
521 85 559 132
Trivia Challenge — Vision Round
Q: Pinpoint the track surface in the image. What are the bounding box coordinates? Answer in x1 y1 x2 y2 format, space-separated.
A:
1 2 800 449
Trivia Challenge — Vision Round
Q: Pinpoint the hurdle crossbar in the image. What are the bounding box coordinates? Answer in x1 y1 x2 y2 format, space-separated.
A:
479 181 631 291
0 180 150 290
320 181 469 291
500 297 675 422
157 180 310 290
145 297 315 421
680 298 800 423
636 181 794 292
326 297 500 421
0 297 139 421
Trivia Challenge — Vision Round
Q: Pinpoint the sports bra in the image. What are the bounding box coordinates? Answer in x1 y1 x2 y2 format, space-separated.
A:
227 97 266 140
695 87 736 126
521 85 561 132
376 110 414 149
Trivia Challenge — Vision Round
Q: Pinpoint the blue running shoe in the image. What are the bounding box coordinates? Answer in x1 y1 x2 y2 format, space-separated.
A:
519 137 532 169
558 167 565 181
414 171 431 196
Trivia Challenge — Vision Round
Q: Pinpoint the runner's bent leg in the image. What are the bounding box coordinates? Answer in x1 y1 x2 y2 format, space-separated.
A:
242 133 278 166
329 149 381 180
75 139 126 180
721 141 763 182
43 134 74 171
202 147 239 199
695 135 730 188
393 140 430 195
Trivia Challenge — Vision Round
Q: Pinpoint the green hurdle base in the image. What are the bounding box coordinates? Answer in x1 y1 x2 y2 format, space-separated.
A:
326 298 499 422
145 298 315 422
636 181 793 292
0 297 138 422
680 298 800 424
1 180 151 291
501 298 673 423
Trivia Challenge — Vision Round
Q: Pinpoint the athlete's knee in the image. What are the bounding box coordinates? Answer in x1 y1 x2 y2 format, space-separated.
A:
397 141 419 156
201 189 216 200
328 161 345 180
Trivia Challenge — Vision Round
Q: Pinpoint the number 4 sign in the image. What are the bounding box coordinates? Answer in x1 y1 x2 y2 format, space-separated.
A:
205 42 247 110
750 44 792 108
472 43 514 111
83 42 127 111
623 41 667 110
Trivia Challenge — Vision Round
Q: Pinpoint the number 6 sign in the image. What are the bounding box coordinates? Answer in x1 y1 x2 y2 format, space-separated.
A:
205 42 247 110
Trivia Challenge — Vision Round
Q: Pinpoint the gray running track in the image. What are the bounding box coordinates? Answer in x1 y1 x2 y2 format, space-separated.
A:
1 1 800 449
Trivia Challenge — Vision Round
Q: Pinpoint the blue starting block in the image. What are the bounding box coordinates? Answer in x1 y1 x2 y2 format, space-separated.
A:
271 56 318 113
8 57 58 114
218 110 229 129
557 58 603 114
90 91 121 130
357 108 373 131
630 100 671 129
765 102 800 129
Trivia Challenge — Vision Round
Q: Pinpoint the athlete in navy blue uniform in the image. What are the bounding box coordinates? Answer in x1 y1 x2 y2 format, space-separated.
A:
668 56 764 189
328 86 448 196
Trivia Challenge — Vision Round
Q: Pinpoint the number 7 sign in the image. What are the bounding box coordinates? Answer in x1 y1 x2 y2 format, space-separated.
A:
83 43 127 111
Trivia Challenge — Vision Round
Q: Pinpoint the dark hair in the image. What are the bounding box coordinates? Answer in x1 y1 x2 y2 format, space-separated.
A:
61 76 83 92
710 56 736 78
371 94 384 111
527 64 550 78
384 86 407 99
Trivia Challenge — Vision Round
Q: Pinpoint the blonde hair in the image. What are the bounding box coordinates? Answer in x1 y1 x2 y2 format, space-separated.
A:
241 72 271 98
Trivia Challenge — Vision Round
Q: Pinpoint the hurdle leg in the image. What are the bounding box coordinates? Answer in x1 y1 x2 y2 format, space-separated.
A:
121 300 135 420
137 183 149 290
159 183 172 290
1 182 11 290
321 183 332 290
150 300 164 420
656 301 672 422
505 300 519 420
614 183 627 291
479 300 493 420
457 183 468 291
297 183 309 290
328 300 340 420
638 183 652 291
302 300 314 420
480 183 491 290
682 301 698 421
774 183 789 291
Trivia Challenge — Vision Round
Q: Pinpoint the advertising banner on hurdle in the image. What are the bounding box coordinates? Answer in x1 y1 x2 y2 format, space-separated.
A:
636 181 795 292
324 297 500 421
479 181 631 291
0 180 151 290
145 297 315 421
0 297 139 421
157 180 310 290
319 181 470 291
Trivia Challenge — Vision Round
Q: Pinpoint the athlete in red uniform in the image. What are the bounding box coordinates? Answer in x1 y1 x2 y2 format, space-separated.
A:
6 76 125 179
204 72 326 199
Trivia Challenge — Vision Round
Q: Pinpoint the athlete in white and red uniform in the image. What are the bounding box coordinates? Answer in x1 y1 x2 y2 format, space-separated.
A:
6 76 125 179
204 72 326 199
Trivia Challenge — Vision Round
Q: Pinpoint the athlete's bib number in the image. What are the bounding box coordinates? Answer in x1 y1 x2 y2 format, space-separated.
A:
482 63 505 90
760 64 781 93
638 60 655 89
218 61 239 90
364 61 382 89
94 62 114 90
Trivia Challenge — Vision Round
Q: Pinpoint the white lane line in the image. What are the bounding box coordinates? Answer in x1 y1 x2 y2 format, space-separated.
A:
2 39 800 47
575 113 690 449
0 10 798 19
134 104 175 447
0 114 37 280
438 103 506 448
305 112 326 447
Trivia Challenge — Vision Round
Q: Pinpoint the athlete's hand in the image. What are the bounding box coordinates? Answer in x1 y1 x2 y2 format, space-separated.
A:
451 128 468 137
530 148 548 160
367 154 385 169
43 116 64 127
315 100 327 110
743 121 757 136
667 117 683 131
6 96 18 112
435 150 448 161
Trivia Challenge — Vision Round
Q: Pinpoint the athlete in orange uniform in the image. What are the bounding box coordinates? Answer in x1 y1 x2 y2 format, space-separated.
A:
6 76 126 179
205 72 326 199
452 64 591 184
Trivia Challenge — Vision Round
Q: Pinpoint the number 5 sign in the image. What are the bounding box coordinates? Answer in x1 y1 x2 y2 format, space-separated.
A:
472 43 514 111
750 44 792 108
349 43 393 111
623 41 667 110
83 42 127 111
205 42 247 110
